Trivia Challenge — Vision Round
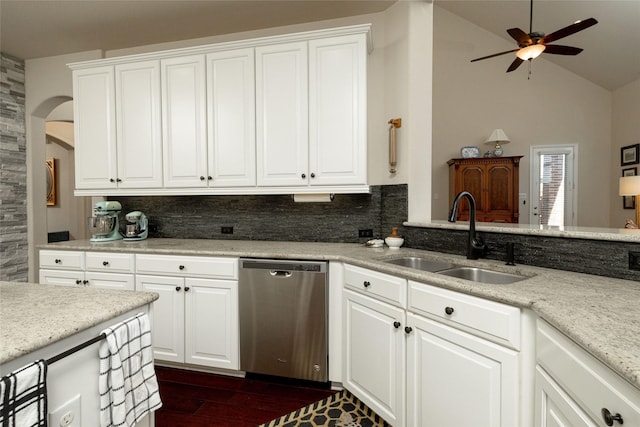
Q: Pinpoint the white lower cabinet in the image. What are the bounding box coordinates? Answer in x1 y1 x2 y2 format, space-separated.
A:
343 288 406 427
535 320 640 427
406 312 519 427
135 255 239 370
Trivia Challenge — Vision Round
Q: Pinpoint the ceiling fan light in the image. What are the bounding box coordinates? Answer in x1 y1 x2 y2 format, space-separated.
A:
516 44 546 60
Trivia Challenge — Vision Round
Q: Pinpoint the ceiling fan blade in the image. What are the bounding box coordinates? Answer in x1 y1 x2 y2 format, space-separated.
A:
543 44 584 56
542 18 598 44
507 28 532 46
471 48 519 63
506 57 524 73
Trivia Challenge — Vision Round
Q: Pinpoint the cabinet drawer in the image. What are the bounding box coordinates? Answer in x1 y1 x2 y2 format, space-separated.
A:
537 320 640 426
408 280 520 349
344 264 406 307
86 252 135 273
39 250 85 270
136 254 238 279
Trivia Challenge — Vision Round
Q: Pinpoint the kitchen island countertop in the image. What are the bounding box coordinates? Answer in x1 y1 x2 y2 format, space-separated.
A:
39 238 640 391
0 281 158 366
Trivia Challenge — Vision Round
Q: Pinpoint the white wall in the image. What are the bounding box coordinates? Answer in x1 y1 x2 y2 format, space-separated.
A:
432 6 612 227
611 78 640 227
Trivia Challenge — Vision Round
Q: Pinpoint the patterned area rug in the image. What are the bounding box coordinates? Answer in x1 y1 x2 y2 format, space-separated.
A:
259 389 390 427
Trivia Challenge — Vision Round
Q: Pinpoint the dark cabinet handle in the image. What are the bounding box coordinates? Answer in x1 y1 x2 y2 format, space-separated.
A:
116 178 122 182
404 326 413 334
179 265 185 270
207 176 212 180
75 279 82 285
445 306 455 315
102 261 109 266
363 281 371 288
200 176 205 181
175 286 182 292
109 178 115 183
185 287 190 292
601 408 623 426
310 173 316 178
301 173 306 179
55 259 61 264
83 280 89 285
393 321 401 329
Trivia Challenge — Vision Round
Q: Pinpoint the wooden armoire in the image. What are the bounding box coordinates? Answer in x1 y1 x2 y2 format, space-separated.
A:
447 156 523 223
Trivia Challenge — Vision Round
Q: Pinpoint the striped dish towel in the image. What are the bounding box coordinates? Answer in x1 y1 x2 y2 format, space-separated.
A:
0 359 48 427
99 313 162 427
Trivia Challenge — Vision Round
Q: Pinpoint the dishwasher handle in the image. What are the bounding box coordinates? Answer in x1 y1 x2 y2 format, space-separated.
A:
269 270 293 278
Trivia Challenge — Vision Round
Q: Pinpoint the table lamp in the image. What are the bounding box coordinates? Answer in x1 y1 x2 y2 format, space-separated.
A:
485 129 510 156
619 175 640 226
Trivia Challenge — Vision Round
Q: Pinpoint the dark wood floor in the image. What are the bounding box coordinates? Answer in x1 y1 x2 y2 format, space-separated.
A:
154 366 337 427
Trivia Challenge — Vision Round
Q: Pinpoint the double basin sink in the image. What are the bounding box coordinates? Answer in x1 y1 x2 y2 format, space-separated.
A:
384 256 527 285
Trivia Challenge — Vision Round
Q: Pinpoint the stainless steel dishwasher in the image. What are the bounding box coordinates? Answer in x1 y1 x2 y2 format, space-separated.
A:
239 258 328 382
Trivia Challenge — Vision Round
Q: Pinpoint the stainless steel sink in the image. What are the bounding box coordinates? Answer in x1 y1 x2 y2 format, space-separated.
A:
437 267 527 284
384 256 458 272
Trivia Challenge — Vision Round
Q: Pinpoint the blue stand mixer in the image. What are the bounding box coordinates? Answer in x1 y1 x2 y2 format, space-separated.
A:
88 201 123 242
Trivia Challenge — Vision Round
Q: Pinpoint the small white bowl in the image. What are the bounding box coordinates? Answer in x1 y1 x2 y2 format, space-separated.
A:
385 237 404 249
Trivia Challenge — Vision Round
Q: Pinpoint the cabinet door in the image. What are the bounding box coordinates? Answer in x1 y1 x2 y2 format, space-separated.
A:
39 269 85 287
256 42 308 187
85 272 134 291
184 278 239 369
115 61 163 188
485 162 516 221
136 275 185 363
406 313 519 427
457 164 485 217
535 366 597 427
162 55 208 188
343 289 405 427
73 66 117 190
309 34 367 186
207 49 256 187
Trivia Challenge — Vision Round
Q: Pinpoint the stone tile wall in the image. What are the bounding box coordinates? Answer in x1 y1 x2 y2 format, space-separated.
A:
0 53 28 282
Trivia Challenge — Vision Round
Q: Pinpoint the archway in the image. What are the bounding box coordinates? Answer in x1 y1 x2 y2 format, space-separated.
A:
27 95 91 281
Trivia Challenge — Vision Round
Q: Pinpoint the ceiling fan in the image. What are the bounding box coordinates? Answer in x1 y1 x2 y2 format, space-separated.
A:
471 0 598 73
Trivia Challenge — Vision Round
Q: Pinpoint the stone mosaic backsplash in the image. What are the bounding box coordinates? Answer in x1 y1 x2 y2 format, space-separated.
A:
0 53 28 282
118 184 640 281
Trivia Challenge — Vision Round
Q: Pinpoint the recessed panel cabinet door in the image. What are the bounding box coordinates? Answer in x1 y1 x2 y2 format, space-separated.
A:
309 34 367 186
406 313 519 427
184 278 239 369
256 42 308 187
207 49 256 187
343 289 405 427
162 55 208 188
73 66 117 189
136 274 185 363
115 61 163 188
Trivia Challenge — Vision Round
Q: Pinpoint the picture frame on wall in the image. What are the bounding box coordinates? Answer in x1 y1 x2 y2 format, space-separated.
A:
622 167 636 210
621 144 639 166
46 158 56 206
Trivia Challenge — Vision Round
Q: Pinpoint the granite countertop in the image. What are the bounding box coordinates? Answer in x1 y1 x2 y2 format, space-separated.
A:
40 238 640 390
0 282 158 364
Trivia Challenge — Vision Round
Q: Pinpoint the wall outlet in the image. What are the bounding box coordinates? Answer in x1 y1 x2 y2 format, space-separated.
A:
221 226 234 234
358 229 373 238
49 394 81 427
629 252 640 271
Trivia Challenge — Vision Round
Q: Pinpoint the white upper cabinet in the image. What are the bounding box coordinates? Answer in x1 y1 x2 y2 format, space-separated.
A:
309 34 367 186
70 24 371 196
207 48 256 187
161 55 208 188
114 61 163 188
73 66 117 190
256 41 309 187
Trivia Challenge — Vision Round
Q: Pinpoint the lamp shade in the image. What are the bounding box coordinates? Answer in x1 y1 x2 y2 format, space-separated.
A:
516 44 546 61
485 129 511 145
619 176 640 196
